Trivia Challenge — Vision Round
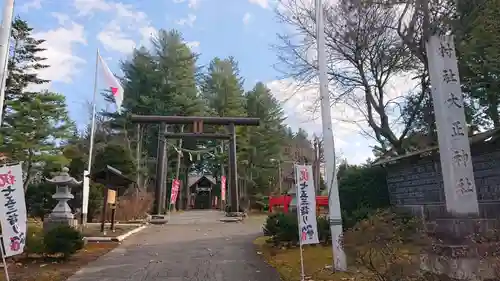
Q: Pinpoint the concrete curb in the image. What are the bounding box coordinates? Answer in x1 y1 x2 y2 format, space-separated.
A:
84 225 147 242
85 222 144 227
220 217 244 223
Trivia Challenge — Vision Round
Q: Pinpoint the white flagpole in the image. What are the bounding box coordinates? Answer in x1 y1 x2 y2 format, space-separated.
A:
316 0 346 271
82 49 100 226
0 0 15 128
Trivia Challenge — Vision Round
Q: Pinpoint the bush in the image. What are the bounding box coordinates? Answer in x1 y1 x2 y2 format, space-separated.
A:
43 225 84 259
263 213 284 236
263 212 331 246
25 224 45 255
25 183 56 221
317 216 331 245
114 190 154 221
343 210 423 281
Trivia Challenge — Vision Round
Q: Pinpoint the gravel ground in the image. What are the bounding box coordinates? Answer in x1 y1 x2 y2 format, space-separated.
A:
67 211 280 281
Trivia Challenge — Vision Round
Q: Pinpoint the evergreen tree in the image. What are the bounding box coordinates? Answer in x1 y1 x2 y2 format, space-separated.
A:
201 57 246 117
244 82 286 195
200 57 247 182
0 18 73 189
456 0 500 128
103 29 206 189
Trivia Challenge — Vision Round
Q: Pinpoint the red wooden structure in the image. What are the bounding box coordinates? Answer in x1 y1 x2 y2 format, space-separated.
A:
268 195 328 213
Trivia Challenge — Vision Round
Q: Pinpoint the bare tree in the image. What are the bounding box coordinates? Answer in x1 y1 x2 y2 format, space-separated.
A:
275 0 425 155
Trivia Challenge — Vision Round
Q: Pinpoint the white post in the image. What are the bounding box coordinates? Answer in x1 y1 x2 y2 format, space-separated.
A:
82 49 100 225
316 0 347 271
0 0 15 127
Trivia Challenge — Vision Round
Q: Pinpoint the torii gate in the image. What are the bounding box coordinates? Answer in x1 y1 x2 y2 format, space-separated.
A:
130 115 260 214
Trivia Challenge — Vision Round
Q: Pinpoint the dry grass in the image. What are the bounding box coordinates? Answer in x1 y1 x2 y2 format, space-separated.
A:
0 242 118 281
254 237 361 281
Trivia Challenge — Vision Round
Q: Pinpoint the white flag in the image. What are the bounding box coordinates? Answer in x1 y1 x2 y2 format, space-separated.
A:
295 164 319 245
98 54 124 113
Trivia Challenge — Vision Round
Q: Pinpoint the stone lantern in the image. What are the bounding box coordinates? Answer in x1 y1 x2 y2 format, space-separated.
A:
43 167 81 231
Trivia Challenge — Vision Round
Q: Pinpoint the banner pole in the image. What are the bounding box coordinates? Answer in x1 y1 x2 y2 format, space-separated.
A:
0 236 10 281
294 164 305 281
297 209 305 281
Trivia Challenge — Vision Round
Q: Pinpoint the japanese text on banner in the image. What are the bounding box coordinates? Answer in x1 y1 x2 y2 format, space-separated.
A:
170 179 180 204
221 176 226 201
295 164 319 245
0 164 27 257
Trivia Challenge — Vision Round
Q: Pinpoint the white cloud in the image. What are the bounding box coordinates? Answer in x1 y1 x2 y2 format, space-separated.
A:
267 78 379 164
266 72 418 164
173 0 201 9
114 2 147 23
73 0 111 16
51 12 70 25
188 0 201 8
73 0 155 54
30 22 87 88
267 78 362 139
19 0 42 12
138 25 157 47
243 13 252 25
249 0 269 9
97 20 136 54
176 14 197 27
185 41 200 51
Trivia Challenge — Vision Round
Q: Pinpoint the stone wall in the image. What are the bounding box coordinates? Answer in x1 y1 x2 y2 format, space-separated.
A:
385 142 500 280
385 140 500 220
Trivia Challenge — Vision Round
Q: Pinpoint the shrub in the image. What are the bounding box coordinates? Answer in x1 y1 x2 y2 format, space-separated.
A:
113 189 154 221
343 209 423 281
263 213 284 236
94 189 154 222
263 212 331 246
273 213 299 245
317 216 331 245
43 225 84 259
25 224 45 255
25 183 56 221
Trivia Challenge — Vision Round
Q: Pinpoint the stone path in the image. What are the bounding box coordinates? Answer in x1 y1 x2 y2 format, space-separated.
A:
67 211 280 281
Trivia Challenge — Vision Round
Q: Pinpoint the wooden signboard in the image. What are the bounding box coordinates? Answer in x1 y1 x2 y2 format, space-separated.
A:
107 189 117 204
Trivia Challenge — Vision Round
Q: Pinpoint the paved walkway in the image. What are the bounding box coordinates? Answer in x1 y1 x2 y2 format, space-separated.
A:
68 211 280 281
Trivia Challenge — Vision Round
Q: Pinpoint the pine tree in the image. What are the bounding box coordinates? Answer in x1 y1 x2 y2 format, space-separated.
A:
0 18 74 189
201 57 246 117
103 29 206 189
244 82 286 195
200 56 247 173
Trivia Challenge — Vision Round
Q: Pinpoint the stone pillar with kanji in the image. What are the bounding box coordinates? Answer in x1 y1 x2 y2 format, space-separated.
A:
421 35 496 280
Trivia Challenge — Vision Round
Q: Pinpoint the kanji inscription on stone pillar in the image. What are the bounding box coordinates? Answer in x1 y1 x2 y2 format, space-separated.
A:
426 35 479 215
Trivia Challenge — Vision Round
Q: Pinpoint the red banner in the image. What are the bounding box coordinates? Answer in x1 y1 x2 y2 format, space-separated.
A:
221 176 226 201
170 179 180 204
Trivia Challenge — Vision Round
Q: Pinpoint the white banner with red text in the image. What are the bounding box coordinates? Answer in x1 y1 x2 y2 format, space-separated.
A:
170 179 180 204
221 176 226 201
0 164 26 257
294 164 319 245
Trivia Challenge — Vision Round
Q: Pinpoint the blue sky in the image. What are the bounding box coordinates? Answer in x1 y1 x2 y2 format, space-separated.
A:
12 0 376 164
